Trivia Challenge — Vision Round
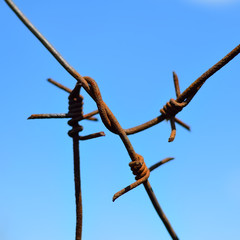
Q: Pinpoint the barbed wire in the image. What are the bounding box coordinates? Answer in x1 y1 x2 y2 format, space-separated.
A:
4 0 240 240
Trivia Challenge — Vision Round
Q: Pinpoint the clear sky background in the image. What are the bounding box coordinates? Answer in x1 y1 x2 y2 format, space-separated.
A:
1 0 240 240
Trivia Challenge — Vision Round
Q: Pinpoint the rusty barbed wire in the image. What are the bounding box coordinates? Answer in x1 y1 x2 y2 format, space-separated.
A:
82 76 178 208
31 77 180 240
29 79 99 121
124 44 240 137
4 0 240 240
32 76 180 239
29 81 105 240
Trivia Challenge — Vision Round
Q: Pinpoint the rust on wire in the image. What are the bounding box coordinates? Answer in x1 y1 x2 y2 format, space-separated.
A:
67 83 84 240
160 71 188 142
4 0 240 240
28 80 105 240
28 79 99 121
32 76 180 240
5 0 240 138
28 112 98 121
124 44 240 136
149 157 175 172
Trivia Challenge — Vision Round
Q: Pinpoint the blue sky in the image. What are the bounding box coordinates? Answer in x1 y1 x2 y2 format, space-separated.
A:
1 0 240 240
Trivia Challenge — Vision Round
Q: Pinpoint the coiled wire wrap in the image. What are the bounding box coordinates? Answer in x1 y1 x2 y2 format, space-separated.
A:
66 82 84 240
112 154 150 202
160 98 187 120
160 98 188 142
129 154 150 180
67 83 84 138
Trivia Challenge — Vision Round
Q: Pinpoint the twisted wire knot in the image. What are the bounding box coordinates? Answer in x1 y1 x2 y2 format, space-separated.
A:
160 98 186 120
83 76 119 134
113 154 150 201
129 154 150 181
68 84 84 138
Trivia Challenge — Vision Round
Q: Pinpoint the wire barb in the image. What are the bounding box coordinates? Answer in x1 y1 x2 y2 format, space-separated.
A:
48 78 72 93
160 72 189 142
79 131 105 140
28 112 98 121
160 99 187 142
28 79 99 122
113 154 150 201
149 157 174 172
173 71 180 98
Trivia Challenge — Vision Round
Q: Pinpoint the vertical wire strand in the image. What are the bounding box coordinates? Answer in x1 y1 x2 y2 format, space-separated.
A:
73 133 82 240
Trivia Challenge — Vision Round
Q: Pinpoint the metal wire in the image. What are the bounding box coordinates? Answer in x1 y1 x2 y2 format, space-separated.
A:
4 1 240 240
67 83 84 240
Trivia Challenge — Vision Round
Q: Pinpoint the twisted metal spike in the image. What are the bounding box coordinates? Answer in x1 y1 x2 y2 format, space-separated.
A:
168 72 184 142
28 79 99 121
47 78 99 121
